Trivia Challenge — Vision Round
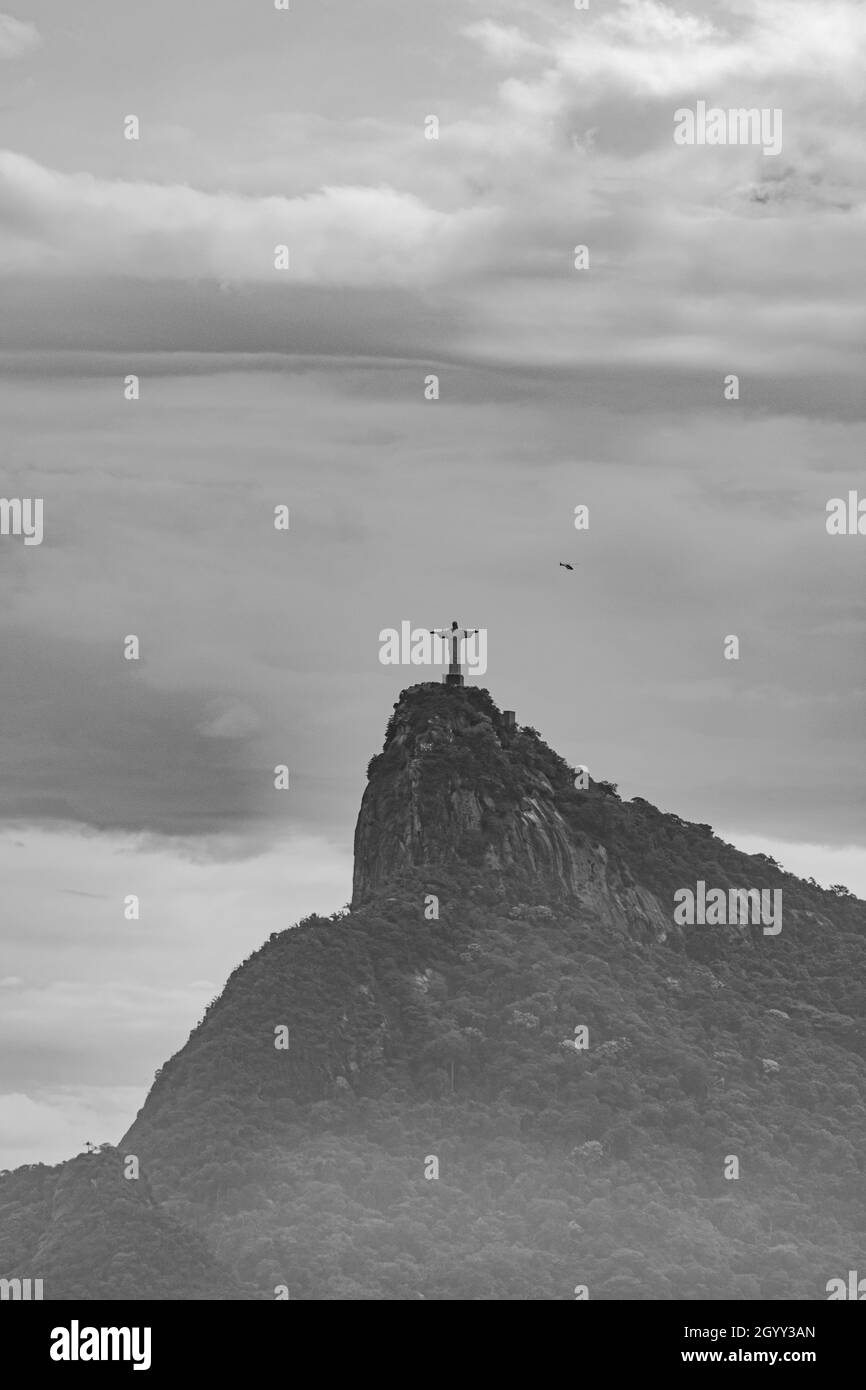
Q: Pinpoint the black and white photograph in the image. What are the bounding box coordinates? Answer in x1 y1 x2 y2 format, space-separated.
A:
0 0 863 1342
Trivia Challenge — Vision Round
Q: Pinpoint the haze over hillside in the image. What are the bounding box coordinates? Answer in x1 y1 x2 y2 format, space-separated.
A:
2 684 863 1300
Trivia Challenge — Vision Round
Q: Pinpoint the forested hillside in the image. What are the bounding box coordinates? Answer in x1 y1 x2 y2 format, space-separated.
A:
2 684 862 1299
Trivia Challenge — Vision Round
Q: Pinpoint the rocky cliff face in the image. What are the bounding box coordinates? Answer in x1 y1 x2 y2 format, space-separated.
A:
4 681 862 1301
352 683 674 942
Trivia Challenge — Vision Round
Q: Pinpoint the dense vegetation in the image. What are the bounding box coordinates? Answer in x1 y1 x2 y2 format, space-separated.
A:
2 684 862 1299
111 875 862 1301
0 1148 242 1299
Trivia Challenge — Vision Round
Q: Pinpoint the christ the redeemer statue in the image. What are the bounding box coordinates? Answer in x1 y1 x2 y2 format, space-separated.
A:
429 621 479 687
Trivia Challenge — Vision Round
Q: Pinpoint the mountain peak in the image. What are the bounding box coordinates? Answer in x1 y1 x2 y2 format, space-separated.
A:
3 687 863 1301
352 682 673 942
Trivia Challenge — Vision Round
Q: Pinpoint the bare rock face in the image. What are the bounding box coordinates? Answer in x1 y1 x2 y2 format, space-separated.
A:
351 683 672 941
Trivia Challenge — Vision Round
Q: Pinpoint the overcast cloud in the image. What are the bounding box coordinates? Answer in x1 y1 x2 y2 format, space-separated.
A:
0 0 863 1165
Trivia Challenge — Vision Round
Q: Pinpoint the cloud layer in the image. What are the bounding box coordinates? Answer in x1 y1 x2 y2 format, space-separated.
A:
0 12 39 60
1 0 863 1169
1 1 865 370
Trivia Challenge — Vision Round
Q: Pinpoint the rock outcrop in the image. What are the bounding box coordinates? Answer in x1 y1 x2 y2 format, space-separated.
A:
352 683 672 941
3 680 862 1301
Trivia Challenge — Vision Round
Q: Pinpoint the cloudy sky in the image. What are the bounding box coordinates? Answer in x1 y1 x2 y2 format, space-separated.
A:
1 0 864 1167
